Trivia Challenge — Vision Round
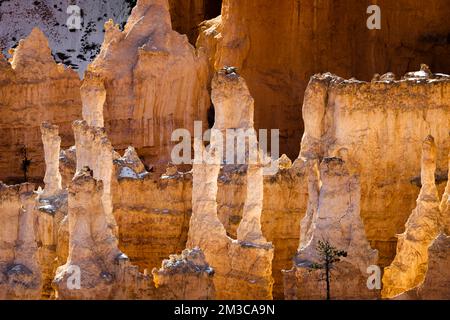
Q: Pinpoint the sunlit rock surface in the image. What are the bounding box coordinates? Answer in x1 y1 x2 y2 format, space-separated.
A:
0 28 81 183
299 71 450 267
0 0 449 301
284 157 379 300
84 0 210 169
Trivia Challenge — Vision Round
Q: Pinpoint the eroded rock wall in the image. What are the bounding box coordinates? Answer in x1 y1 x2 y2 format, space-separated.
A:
152 247 215 299
112 171 192 272
85 0 210 168
396 234 450 300
198 0 450 159
40 123 63 197
0 183 41 299
299 72 450 266
0 28 81 183
382 136 442 298
53 169 154 299
0 180 65 300
72 120 116 233
186 71 275 299
284 157 379 300
384 139 450 299
169 0 222 44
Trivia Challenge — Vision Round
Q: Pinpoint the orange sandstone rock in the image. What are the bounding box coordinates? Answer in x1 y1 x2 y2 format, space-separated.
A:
284 157 378 300
0 183 41 299
299 71 450 266
152 247 215 299
0 28 81 183
382 136 442 298
85 0 210 168
198 0 450 159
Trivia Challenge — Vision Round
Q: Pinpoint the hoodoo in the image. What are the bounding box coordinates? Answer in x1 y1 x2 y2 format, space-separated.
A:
0 0 449 302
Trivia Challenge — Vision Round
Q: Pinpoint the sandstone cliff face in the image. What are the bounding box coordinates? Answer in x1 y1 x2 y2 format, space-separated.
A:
383 138 450 299
152 247 215 299
84 0 210 168
0 180 65 300
198 0 450 159
53 168 154 300
396 234 450 300
111 154 307 300
37 122 68 299
415 234 450 299
168 0 222 44
57 119 304 300
299 71 450 266
0 183 41 299
0 0 133 76
187 72 274 299
284 157 379 300
187 141 275 300
0 28 81 183
440 151 450 236
2 0 450 302
52 92 216 299
382 136 442 298
112 170 192 272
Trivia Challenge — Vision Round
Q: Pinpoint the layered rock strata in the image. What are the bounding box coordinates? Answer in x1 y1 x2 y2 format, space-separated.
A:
0 28 81 182
52 168 153 299
81 73 106 128
187 71 274 299
85 0 210 168
152 247 215 299
37 123 69 299
169 0 222 44
299 70 450 266
397 234 450 300
197 0 450 159
0 183 41 299
112 155 192 271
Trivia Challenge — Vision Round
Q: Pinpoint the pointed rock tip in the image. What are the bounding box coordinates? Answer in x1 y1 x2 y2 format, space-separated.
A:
11 27 53 70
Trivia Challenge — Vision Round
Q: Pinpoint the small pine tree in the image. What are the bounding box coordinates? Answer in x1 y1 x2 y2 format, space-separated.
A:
310 239 347 300
20 146 31 182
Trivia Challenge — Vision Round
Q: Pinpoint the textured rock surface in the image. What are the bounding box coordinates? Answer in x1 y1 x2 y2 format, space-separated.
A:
198 0 450 159
72 120 116 233
152 247 215 299
0 0 223 75
1 0 450 301
40 122 62 197
168 0 222 44
299 71 450 266
382 136 442 298
85 0 210 168
397 234 450 300
0 28 81 183
0 183 41 299
284 157 378 300
36 190 68 299
384 138 450 299
187 72 274 299
53 169 152 299
440 151 450 235
81 73 106 128
112 171 192 272
187 139 232 298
